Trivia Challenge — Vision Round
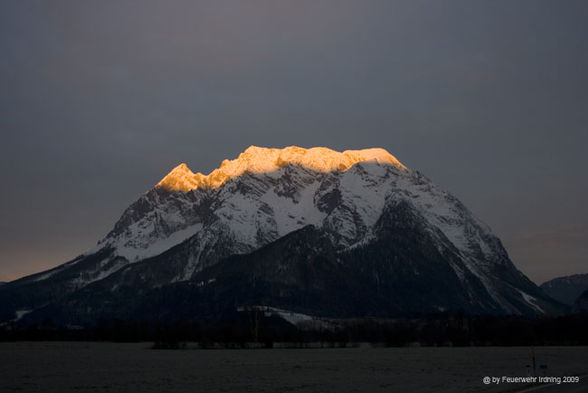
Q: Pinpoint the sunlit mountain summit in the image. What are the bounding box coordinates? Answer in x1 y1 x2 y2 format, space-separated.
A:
156 146 406 192
0 146 563 325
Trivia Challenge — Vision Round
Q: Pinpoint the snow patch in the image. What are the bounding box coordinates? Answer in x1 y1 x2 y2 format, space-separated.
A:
518 290 545 314
241 306 338 331
261 181 326 238
70 258 128 288
113 223 203 262
14 309 32 321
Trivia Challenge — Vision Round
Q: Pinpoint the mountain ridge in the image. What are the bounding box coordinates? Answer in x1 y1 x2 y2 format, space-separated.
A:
0 146 565 324
156 145 406 192
541 273 588 305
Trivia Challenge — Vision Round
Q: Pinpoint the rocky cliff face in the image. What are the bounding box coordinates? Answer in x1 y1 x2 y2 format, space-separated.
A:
0 146 563 325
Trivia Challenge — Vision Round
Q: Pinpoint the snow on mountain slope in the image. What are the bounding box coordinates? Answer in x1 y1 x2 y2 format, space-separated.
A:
51 147 488 278
11 145 550 316
0 146 556 318
99 147 487 281
96 146 409 266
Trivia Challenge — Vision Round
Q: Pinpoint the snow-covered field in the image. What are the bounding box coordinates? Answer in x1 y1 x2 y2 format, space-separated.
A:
1 343 586 392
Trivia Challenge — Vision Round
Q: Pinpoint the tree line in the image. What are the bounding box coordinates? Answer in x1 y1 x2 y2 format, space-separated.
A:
1 312 587 348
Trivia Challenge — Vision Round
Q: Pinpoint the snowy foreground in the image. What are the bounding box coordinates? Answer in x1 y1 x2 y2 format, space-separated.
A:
1 342 587 393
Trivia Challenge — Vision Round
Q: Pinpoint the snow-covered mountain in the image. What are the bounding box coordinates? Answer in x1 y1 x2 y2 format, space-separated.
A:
99 146 406 266
0 146 563 324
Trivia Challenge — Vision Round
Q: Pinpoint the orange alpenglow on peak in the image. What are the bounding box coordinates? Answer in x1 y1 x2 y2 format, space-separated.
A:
156 146 406 192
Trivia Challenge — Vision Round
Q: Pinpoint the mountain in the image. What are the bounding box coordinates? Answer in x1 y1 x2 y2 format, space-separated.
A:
540 273 588 305
573 290 588 313
0 146 563 325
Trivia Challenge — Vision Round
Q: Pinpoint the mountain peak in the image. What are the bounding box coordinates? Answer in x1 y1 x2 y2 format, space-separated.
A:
156 163 200 192
156 146 406 192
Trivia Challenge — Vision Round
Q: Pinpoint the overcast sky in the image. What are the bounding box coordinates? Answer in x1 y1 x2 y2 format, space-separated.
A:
1 0 587 284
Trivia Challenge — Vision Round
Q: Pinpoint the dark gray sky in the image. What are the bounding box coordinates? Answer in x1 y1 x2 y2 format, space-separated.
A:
1 0 587 284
